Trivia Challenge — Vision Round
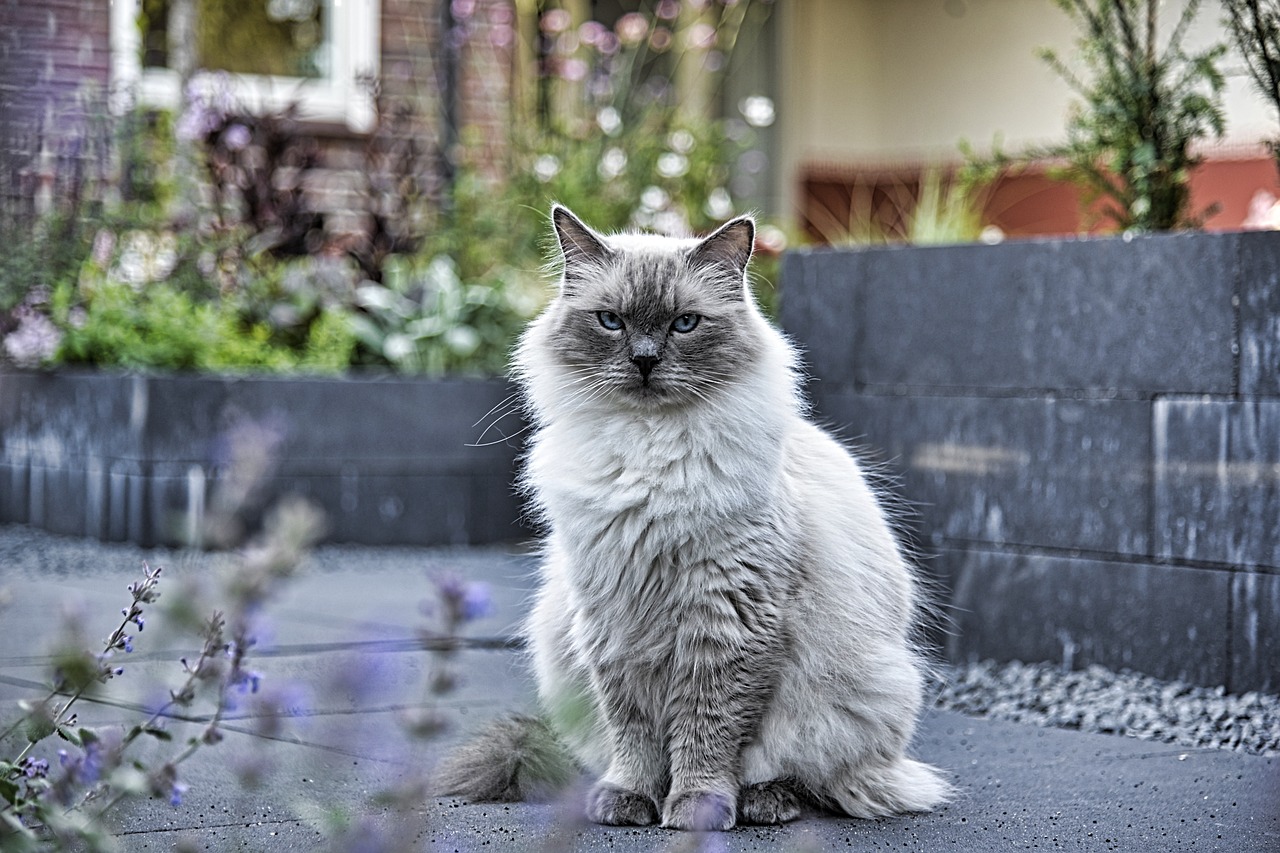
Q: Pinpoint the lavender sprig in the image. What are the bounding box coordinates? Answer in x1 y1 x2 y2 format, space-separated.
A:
0 564 163 761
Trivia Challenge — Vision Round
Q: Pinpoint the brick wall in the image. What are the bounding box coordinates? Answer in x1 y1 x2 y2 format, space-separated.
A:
0 0 520 242
0 0 112 214
1 0 111 126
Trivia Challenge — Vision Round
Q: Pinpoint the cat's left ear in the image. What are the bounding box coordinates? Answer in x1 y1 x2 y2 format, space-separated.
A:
690 216 755 300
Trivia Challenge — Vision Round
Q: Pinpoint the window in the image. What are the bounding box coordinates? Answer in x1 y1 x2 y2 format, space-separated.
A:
111 0 380 132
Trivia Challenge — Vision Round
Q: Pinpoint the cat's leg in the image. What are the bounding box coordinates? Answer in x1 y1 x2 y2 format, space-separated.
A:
585 663 668 826
533 576 665 825
737 779 804 825
661 587 783 831
738 715 805 824
528 571 608 773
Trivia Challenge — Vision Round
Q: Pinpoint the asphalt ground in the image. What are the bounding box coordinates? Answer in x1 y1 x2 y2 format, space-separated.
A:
1 524 1276 852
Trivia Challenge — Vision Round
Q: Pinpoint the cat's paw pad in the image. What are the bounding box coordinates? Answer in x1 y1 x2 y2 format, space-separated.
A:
738 779 803 825
586 783 659 826
661 789 736 831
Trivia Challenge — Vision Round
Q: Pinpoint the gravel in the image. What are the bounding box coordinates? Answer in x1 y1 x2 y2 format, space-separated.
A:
933 658 1280 756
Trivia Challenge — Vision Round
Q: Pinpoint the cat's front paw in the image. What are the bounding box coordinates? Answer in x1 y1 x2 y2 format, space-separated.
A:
738 779 803 825
586 783 659 826
661 789 736 831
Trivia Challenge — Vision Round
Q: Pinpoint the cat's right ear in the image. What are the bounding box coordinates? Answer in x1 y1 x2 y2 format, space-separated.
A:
552 204 611 293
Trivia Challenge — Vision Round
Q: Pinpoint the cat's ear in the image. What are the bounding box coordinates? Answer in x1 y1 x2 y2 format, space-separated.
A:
689 216 755 300
552 204 611 292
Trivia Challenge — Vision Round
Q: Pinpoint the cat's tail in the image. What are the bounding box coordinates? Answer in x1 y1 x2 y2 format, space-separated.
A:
435 714 580 802
823 756 955 820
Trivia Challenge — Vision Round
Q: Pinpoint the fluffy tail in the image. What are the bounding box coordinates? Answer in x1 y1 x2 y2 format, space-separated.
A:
823 756 954 819
435 714 579 802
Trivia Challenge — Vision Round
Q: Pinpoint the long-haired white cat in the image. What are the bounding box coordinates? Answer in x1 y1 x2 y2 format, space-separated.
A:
438 205 951 830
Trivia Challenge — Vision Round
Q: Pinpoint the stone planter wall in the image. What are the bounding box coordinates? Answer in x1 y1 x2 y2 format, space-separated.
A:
780 231 1280 693
0 372 528 548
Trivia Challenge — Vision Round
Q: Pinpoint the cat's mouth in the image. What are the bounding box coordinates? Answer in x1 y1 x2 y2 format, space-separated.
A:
618 373 688 407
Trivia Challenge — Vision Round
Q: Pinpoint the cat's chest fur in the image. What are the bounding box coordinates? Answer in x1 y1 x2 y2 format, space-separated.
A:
527 399 792 618
537 400 779 517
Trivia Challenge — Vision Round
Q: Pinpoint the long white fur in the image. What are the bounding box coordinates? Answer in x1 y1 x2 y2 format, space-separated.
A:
513 220 952 822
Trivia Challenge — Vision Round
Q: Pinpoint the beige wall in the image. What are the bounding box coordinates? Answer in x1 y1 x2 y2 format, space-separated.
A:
777 0 1277 215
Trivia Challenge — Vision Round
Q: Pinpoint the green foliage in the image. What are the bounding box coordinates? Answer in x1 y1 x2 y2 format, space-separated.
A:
2 3 778 378
1222 0 1280 174
1039 0 1227 231
350 255 542 376
806 167 996 247
506 118 741 242
54 275 354 374
116 108 177 213
0 217 91 313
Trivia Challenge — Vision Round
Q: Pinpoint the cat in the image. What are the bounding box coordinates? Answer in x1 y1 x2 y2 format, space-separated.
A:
437 205 952 830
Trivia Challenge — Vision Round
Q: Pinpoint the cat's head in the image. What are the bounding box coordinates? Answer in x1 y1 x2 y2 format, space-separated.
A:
521 204 767 410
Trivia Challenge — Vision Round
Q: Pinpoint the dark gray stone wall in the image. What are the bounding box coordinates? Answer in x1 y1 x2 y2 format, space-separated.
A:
780 231 1280 693
0 371 528 548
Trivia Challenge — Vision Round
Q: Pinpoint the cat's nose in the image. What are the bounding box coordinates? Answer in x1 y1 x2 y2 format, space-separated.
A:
629 337 661 379
631 354 660 379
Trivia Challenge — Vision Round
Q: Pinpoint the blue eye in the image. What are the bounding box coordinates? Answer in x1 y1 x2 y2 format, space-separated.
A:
597 311 625 330
671 313 700 333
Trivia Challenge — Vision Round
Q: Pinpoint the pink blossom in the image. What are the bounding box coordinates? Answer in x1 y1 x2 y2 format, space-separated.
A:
541 8 572 34
596 31 620 55
3 307 61 368
558 57 588 82
223 123 252 151
579 20 607 45
490 24 513 48
615 12 649 45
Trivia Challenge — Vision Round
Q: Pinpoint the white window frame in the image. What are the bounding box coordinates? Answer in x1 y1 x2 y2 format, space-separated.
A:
110 0 380 132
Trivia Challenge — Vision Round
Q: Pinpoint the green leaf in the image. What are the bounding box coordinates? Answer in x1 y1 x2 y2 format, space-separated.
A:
0 777 19 805
143 726 173 742
57 726 84 746
23 715 56 745
107 764 148 797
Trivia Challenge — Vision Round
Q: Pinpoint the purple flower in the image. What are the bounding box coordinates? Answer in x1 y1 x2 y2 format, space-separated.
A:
20 757 49 779
432 573 494 625
462 583 493 621
3 307 62 368
176 72 235 141
231 659 263 694
59 740 104 785
223 123 252 151
169 781 188 806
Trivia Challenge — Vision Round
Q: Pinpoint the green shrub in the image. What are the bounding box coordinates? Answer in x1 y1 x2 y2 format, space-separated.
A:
53 276 355 375
1222 0 1280 177
349 255 542 377
1039 0 1227 231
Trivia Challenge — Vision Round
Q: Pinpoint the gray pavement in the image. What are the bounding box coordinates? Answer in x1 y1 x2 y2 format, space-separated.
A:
1 524 1277 851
